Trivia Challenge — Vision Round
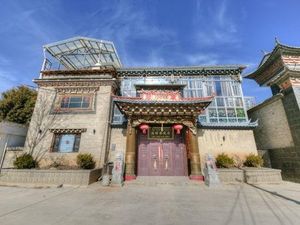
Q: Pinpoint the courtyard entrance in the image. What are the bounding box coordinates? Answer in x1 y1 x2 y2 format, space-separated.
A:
137 126 188 176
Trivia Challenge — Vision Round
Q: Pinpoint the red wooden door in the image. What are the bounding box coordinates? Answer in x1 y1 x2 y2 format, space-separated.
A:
138 134 187 176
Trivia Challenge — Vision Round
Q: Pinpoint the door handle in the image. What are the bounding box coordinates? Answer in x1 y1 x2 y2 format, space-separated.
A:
165 158 168 170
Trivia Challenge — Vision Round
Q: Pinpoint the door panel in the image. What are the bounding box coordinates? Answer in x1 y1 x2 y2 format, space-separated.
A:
138 133 188 176
149 143 161 176
161 143 173 176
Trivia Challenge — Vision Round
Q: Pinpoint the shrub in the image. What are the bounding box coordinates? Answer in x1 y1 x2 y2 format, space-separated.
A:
76 153 95 169
13 153 37 169
243 154 263 167
215 153 235 168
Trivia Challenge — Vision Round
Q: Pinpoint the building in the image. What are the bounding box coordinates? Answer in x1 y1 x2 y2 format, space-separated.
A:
247 41 300 182
0 122 28 168
22 37 258 180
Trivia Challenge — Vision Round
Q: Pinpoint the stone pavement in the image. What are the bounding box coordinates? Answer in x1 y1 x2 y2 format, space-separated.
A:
0 181 299 225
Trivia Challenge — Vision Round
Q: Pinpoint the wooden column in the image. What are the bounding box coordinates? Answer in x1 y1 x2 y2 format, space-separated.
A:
125 121 136 181
187 128 203 181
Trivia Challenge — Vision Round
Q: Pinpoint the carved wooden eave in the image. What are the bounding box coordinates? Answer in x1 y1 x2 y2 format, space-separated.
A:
117 65 245 77
33 78 119 92
41 67 117 77
49 128 87 134
55 86 100 93
113 96 213 118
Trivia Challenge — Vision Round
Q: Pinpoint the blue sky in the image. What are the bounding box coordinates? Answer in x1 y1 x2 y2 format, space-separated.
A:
0 0 299 103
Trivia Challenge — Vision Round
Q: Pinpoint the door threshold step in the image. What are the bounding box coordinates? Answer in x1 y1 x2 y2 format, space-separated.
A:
125 176 203 186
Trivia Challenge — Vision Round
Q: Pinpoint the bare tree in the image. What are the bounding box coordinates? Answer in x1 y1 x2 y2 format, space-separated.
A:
25 87 59 163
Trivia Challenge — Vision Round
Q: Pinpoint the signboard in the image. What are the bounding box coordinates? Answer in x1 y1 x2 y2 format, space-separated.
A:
148 126 174 140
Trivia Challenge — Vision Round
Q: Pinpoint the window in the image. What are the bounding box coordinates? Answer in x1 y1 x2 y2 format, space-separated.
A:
208 108 218 117
60 95 91 109
52 133 81 153
215 81 222 96
232 82 241 96
218 108 226 117
205 81 214 96
236 108 245 117
216 97 225 106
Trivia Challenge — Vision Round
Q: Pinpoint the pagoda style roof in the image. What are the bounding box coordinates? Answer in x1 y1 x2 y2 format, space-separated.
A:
113 95 213 117
245 41 300 86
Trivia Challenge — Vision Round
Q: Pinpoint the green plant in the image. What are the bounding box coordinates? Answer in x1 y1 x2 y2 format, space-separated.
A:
13 153 37 169
215 153 235 168
0 86 37 124
76 153 95 169
243 154 263 167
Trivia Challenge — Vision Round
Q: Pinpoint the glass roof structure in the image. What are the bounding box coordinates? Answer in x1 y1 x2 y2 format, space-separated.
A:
42 36 122 70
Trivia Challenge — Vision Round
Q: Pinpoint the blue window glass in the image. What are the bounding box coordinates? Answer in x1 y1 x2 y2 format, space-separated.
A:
58 135 75 153
60 96 91 109
215 81 222 96
52 134 81 152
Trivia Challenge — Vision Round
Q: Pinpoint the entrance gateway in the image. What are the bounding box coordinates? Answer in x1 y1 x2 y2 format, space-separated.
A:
138 126 188 176
113 84 213 181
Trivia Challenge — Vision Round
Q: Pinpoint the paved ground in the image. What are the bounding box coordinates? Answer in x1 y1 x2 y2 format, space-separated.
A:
0 181 299 225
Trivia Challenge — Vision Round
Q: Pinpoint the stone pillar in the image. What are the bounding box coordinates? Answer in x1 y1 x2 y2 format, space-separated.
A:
187 129 203 181
125 122 136 181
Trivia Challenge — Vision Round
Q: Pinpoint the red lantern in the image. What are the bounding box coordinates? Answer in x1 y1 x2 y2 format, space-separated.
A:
139 124 149 134
173 124 183 134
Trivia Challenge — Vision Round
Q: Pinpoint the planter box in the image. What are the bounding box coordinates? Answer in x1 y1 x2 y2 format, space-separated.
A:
0 168 102 186
217 169 244 183
242 168 282 184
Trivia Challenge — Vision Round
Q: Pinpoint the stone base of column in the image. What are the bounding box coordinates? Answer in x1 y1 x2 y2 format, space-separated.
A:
189 175 204 181
125 175 136 181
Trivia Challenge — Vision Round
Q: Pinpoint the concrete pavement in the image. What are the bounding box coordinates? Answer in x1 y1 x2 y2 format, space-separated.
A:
0 182 299 225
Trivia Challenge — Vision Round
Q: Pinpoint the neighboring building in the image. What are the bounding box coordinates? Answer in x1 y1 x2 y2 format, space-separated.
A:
247 41 300 182
22 37 258 180
0 122 28 168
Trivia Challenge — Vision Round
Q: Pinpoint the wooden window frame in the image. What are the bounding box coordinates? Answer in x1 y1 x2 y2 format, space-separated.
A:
50 133 81 153
53 93 95 113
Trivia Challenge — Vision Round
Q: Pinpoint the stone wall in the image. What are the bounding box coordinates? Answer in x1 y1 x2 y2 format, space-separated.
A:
0 168 102 186
23 85 113 169
248 86 300 182
197 128 258 169
269 87 300 182
248 94 294 149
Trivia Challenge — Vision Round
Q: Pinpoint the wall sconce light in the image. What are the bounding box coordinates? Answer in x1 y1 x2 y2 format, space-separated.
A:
93 129 96 134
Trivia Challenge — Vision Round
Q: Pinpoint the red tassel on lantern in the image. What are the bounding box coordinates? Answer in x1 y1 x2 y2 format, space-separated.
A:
139 124 149 134
173 124 183 134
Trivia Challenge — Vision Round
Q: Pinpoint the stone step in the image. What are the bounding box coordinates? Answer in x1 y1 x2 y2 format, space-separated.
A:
125 176 203 186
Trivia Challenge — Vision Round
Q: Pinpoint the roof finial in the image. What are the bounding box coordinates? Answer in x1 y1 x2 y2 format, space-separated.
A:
260 50 268 55
275 37 280 45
